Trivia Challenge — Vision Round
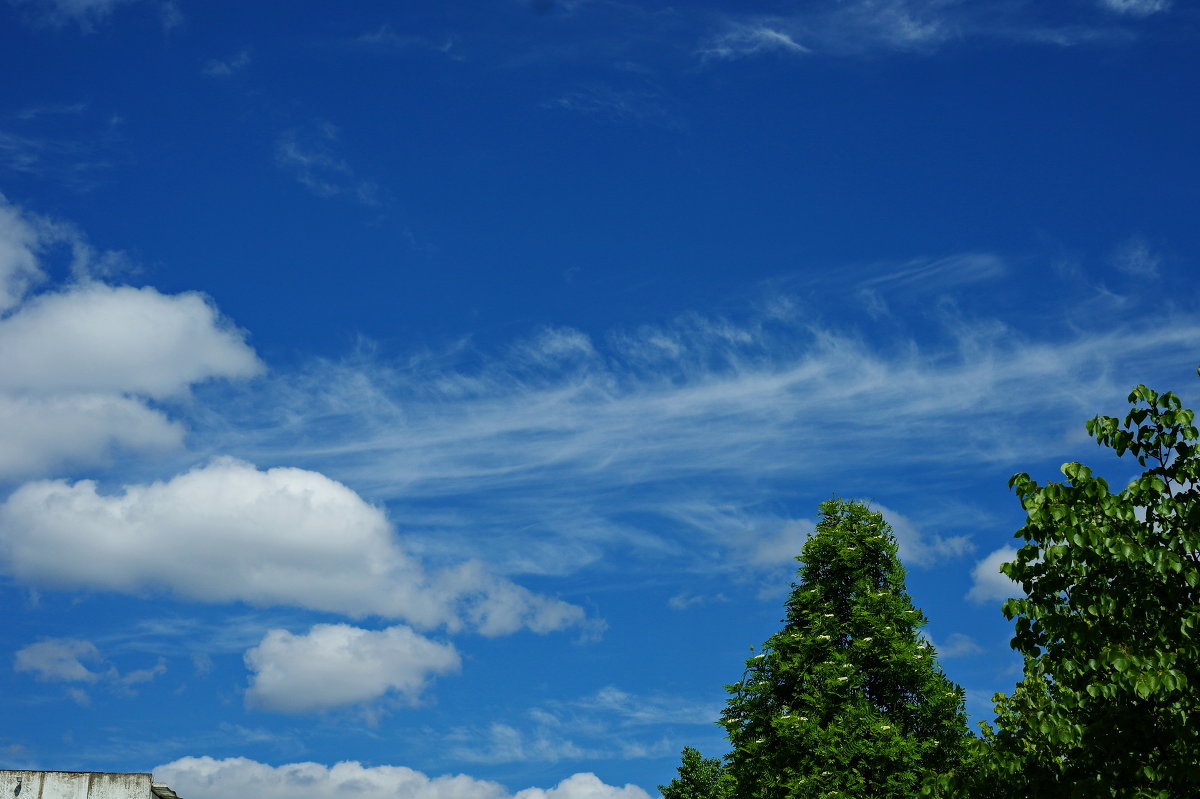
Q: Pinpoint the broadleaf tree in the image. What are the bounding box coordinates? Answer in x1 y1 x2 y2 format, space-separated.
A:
976 378 1200 797
719 498 972 799
659 747 731 799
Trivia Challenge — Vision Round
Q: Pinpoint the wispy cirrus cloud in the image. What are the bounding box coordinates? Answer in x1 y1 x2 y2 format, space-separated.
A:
447 685 714 765
9 0 179 31
1097 0 1171 16
701 1 954 60
275 122 381 206
1109 234 1162 277
543 84 683 129
198 290 1200 584
0 106 124 190
700 22 810 60
700 0 1169 60
354 25 460 58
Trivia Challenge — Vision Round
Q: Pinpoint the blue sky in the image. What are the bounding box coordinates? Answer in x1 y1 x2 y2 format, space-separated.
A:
1 0 1198 797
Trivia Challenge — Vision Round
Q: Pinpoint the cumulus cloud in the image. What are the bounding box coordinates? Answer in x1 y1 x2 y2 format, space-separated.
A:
966 547 1020 603
154 757 650 799
515 774 651 799
244 624 461 713
0 283 262 397
0 458 586 635
0 196 263 479
0 392 182 479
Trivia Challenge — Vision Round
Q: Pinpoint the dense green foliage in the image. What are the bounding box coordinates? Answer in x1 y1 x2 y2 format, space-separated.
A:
971 380 1200 798
670 378 1200 799
719 499 972 799
659 747 731 799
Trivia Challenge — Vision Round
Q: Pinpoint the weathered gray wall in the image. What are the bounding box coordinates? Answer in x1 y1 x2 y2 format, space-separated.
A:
0 772 151 799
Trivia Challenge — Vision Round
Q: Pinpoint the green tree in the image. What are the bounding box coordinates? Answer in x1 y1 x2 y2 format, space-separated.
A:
719 499 972 799
659 747 731 799
979 379 1200 797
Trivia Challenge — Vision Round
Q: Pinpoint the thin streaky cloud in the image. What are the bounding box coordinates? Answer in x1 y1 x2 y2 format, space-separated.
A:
858 252 1007 292
702 0 1165 60
194 300 1200 582
275 123 381 206
1098 0 1171 16
1109 235 1161 277
12 103 88 121
9 0 169 31
700 23 810 60
355 25 460 58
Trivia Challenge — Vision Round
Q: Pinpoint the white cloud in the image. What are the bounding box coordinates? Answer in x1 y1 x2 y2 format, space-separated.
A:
153 757 651 799
926 632 984 658
661 501 967 572
858 252 1007 294
244 624 460 713
14 638 105 682
746 519 813 566
212 306 1200 583
514 774 651 799
574 686 720 727
0 196 263 479
966 547 1020 603
448 688 702 765
701 23 810 60
0 283 261 397
0 457 586 635
703 0 1161 60
868 503 972 568
703 2 950 60
13 636 167 694
667 592 726 610
154 758 505 799
1098 0 1170 16
452 723 588 764
0 392 182 479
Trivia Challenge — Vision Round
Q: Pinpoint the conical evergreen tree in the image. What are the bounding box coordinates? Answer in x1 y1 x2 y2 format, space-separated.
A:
719 499 972 799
